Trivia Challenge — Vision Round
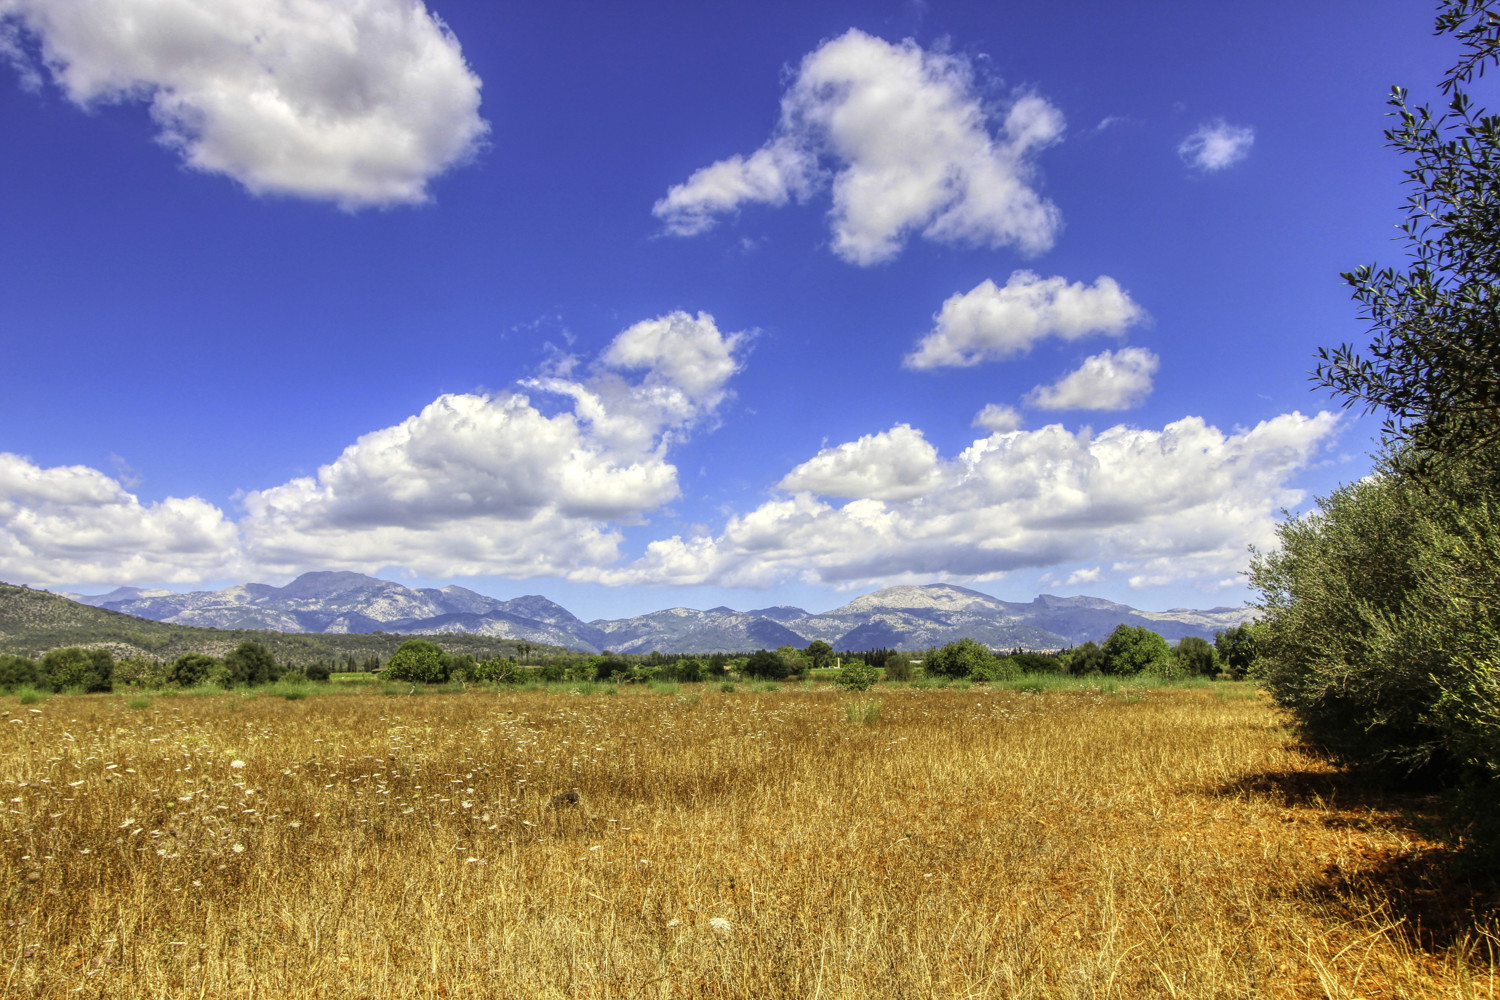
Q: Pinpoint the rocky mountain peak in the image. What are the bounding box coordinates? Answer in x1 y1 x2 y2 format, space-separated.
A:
834 583 1005 616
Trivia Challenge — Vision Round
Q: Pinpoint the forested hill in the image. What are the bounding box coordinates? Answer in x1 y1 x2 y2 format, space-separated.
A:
0 582 527 663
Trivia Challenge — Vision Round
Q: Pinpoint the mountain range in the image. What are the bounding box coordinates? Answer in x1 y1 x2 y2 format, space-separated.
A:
65 572 1252 654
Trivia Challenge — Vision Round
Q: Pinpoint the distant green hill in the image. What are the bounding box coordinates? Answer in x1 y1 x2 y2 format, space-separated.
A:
0 582 528 664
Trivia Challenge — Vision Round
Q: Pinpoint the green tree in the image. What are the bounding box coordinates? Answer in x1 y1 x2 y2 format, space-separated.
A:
1254 3 1500 855
224 641 279 686
1214 624 1260 680
382 639 450 684
1099 625 1170 676
922 637 994 678
1251 458 1499 782
1173 636 1218 677
39 647 113 692
1064 641 1106 675
0 654 38 692
1315 0 1500 463
834 660 878 691
804 640 834 670
743 649 789 680
170 652 219 687
883 651 913 682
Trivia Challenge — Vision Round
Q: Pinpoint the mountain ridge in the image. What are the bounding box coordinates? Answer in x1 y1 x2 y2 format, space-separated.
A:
61 572 1253 654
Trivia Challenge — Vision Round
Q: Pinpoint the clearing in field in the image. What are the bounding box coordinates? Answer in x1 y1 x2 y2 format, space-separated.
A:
0 684 1495 998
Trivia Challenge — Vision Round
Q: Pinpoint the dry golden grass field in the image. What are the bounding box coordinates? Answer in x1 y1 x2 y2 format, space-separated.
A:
0 683 1495 999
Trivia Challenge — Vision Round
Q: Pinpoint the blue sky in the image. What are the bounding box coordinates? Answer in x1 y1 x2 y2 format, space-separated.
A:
0 0 1468 619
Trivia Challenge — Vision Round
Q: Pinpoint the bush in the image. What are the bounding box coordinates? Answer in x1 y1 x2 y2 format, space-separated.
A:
925 638 994 679
971 658 1021 682
834 660 879 691
113 656 169 688
170 652 220 687
303 661 332 683
883 652 913 682
225 642 280 685
676 659 705 683
1009 651 1062 675
1063 641 1106 675
537 662 566 682
382 640 450 684
460 657 518 684
1100 626 1170 676
1251 453 1500 787
1173 636 1219 677
1214 624 1259 680
593 656 631 682
39 647 113 692
0 655 39 692
743 649 790 680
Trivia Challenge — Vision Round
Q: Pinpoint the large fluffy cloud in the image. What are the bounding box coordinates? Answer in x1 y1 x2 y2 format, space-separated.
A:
2 312 747 585
654 29 1064 265
904 272 1144 370
778 424 942 501
241 312 746 577
0 0 487 207
1178 119 1255 172
1025 347 1159 411
587 411 1341 590
0 453 239 586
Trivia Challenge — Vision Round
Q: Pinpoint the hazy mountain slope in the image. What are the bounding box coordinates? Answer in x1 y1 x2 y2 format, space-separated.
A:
53 574 1255 653
0 583 526 663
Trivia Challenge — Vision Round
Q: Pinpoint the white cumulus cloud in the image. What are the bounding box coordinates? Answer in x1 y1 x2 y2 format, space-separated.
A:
778 424 943 501
588 411 1341 591
654 29 1064 265
0 453 239 586
1025 347 1159 411
0 0 488 207
241 312 746 578
1178 119 1255 172
905 271 1145 370
2 312 747 586
972 403 1023 433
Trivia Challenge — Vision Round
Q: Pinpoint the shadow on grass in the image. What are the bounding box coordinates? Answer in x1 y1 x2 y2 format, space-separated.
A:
1213 762 1500 951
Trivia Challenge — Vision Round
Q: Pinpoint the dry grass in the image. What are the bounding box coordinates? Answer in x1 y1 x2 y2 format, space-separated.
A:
0 684 1495 998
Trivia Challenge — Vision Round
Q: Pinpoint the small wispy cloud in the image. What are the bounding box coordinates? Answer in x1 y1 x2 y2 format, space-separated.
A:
1178 119 1255 171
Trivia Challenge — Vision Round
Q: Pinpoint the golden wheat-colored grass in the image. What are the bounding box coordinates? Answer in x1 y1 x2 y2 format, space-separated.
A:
0 684 1494 998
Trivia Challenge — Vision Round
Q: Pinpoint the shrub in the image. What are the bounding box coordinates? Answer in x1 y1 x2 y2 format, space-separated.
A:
1251 454 1499 787
537 662 566 682
834 660 878 691
0 655 39 692
1214 624 1259 680
883 652 913 682
925 638 994 679
1173 636 1219 677
593 656 631 682
743 649 789 680
170 653 220 687
971 658 1020 683
382 640 451 684
304 661 332 683
1100 626 1170 676
1064 641 1106 675
39 647 113 693
114 656 169 688
225 642 280 685
461 657 518 684
1010 651 1062 675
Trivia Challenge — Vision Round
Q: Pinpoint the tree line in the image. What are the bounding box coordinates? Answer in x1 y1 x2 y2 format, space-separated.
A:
0 624 1248 695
